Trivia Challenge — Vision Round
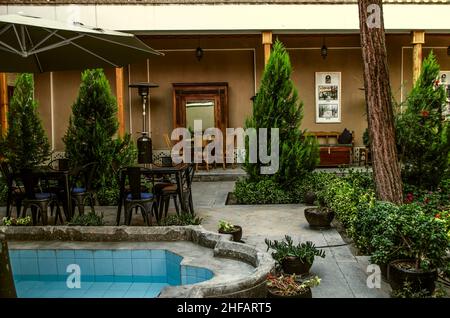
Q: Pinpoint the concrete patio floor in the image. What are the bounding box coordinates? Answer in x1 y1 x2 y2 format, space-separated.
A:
191 181 390 298
0 180 391 298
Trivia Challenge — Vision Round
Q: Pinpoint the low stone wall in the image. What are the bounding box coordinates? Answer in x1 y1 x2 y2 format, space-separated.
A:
0 225 274 298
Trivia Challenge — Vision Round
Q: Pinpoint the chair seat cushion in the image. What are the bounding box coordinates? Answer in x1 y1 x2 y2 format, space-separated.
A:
35 193 53 200
162 185 177 192
126 192 154 200
72 187 86 194
154 182 175 193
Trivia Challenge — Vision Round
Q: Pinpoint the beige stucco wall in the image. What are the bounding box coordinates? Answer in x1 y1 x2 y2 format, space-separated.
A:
29 33 450 151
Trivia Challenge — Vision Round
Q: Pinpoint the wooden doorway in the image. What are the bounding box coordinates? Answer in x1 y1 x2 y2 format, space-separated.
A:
172 82 228 134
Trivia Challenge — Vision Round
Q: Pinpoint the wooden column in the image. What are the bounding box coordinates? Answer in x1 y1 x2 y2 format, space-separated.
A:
115 67 125 137
262 31 273 65
411 31 425 83
0 73 8 136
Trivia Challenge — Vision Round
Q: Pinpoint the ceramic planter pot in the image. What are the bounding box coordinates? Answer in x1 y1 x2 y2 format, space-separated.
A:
267 287 312 298
388 259 437 295
304 207 335 229
219 225 242 242
304 191 317 205
281 256 312 275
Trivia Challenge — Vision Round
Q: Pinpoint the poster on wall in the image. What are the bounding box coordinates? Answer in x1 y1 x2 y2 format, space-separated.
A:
438 71 450 120
315 72 341 123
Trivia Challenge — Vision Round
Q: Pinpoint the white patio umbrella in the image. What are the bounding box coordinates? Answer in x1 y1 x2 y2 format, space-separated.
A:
0 14 163 72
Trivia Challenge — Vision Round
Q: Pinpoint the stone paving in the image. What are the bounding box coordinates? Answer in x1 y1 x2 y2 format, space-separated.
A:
0 180 391 298
191 181 390 298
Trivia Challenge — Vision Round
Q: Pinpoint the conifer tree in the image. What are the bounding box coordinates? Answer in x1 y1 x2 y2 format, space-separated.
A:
396 52 449 188
244 40 319 185
64 69 136 189
2 73 50 170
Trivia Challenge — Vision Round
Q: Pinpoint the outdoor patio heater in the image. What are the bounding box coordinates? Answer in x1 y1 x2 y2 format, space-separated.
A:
129 82 159 164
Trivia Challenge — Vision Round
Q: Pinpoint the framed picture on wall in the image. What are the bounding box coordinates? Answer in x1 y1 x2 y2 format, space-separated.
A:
439 71 450 120
315 72 341 123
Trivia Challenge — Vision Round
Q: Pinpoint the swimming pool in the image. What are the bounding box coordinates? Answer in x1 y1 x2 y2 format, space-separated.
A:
9 248 214 298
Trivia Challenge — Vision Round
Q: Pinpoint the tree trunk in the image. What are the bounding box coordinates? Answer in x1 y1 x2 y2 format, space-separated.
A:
358 0 403 204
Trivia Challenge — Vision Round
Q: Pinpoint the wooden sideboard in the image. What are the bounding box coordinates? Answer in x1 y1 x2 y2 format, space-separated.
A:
306 131 354 167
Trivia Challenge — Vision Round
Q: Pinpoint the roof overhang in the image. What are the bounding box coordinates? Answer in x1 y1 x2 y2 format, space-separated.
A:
0 4 449 34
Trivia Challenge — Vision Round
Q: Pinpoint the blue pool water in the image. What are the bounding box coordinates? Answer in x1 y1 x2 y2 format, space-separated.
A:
8 249 214 298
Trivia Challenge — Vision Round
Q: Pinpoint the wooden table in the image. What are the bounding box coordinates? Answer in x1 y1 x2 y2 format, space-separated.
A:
116 163 190 225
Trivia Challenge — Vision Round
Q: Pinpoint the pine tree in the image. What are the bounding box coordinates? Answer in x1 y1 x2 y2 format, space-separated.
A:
2 73 50 170
64 69 136 189
244 40 319 186
396 52 449 188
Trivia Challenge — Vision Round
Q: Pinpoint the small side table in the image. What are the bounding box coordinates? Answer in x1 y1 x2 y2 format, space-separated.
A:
359 148 368 166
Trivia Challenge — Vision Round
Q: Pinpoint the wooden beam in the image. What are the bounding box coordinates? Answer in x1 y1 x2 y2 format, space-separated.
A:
0 73 8 136
262 31 273 66
115 67 125 137
411 31 425 83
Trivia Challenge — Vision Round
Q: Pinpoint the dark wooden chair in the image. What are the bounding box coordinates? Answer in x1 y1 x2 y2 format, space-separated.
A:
0 162 25 218
157 164 195 220
20 169 63 225
69 162 97 217
123 167 157 226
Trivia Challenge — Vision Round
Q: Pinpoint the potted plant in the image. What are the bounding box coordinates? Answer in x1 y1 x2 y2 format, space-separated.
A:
266 273 321 298
265 235 325 275
218 220 242 242
379 204 449 295
303 190 317 205
304 194 335 229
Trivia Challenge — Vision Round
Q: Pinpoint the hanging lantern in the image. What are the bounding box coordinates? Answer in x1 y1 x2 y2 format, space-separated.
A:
321 45 328 60
196 47 203 61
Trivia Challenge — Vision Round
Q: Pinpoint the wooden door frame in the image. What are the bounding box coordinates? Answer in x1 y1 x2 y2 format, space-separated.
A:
172 82 229 134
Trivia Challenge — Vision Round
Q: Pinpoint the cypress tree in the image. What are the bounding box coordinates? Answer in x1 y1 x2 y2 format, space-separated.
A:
396 52 450 188
244 40 319 186
64 69 136 189
2 73 50 170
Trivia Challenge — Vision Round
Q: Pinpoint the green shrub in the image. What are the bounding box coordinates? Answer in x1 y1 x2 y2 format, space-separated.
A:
295 172 339 199
342 168 374 191
234 178 295 204
159 214 202 226
1 74 50 171
63 69 137 191
68 212 104 226
0 176 7 205
243 40 318 186
2 216 32 226
371 203 449 270
396 52 450 188
353 200 396 254
96 184 120 206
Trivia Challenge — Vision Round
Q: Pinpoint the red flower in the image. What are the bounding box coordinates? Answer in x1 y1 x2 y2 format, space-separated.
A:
405 193 414 203
421 110 430 118
435 213 441 219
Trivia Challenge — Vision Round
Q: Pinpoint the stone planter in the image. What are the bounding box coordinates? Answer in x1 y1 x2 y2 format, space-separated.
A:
219 225 242 242
388 259 437 295
281 256 312 275
304 207 334 229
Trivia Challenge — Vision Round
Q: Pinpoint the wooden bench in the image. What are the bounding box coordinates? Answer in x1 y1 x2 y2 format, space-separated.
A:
306 131 354 167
